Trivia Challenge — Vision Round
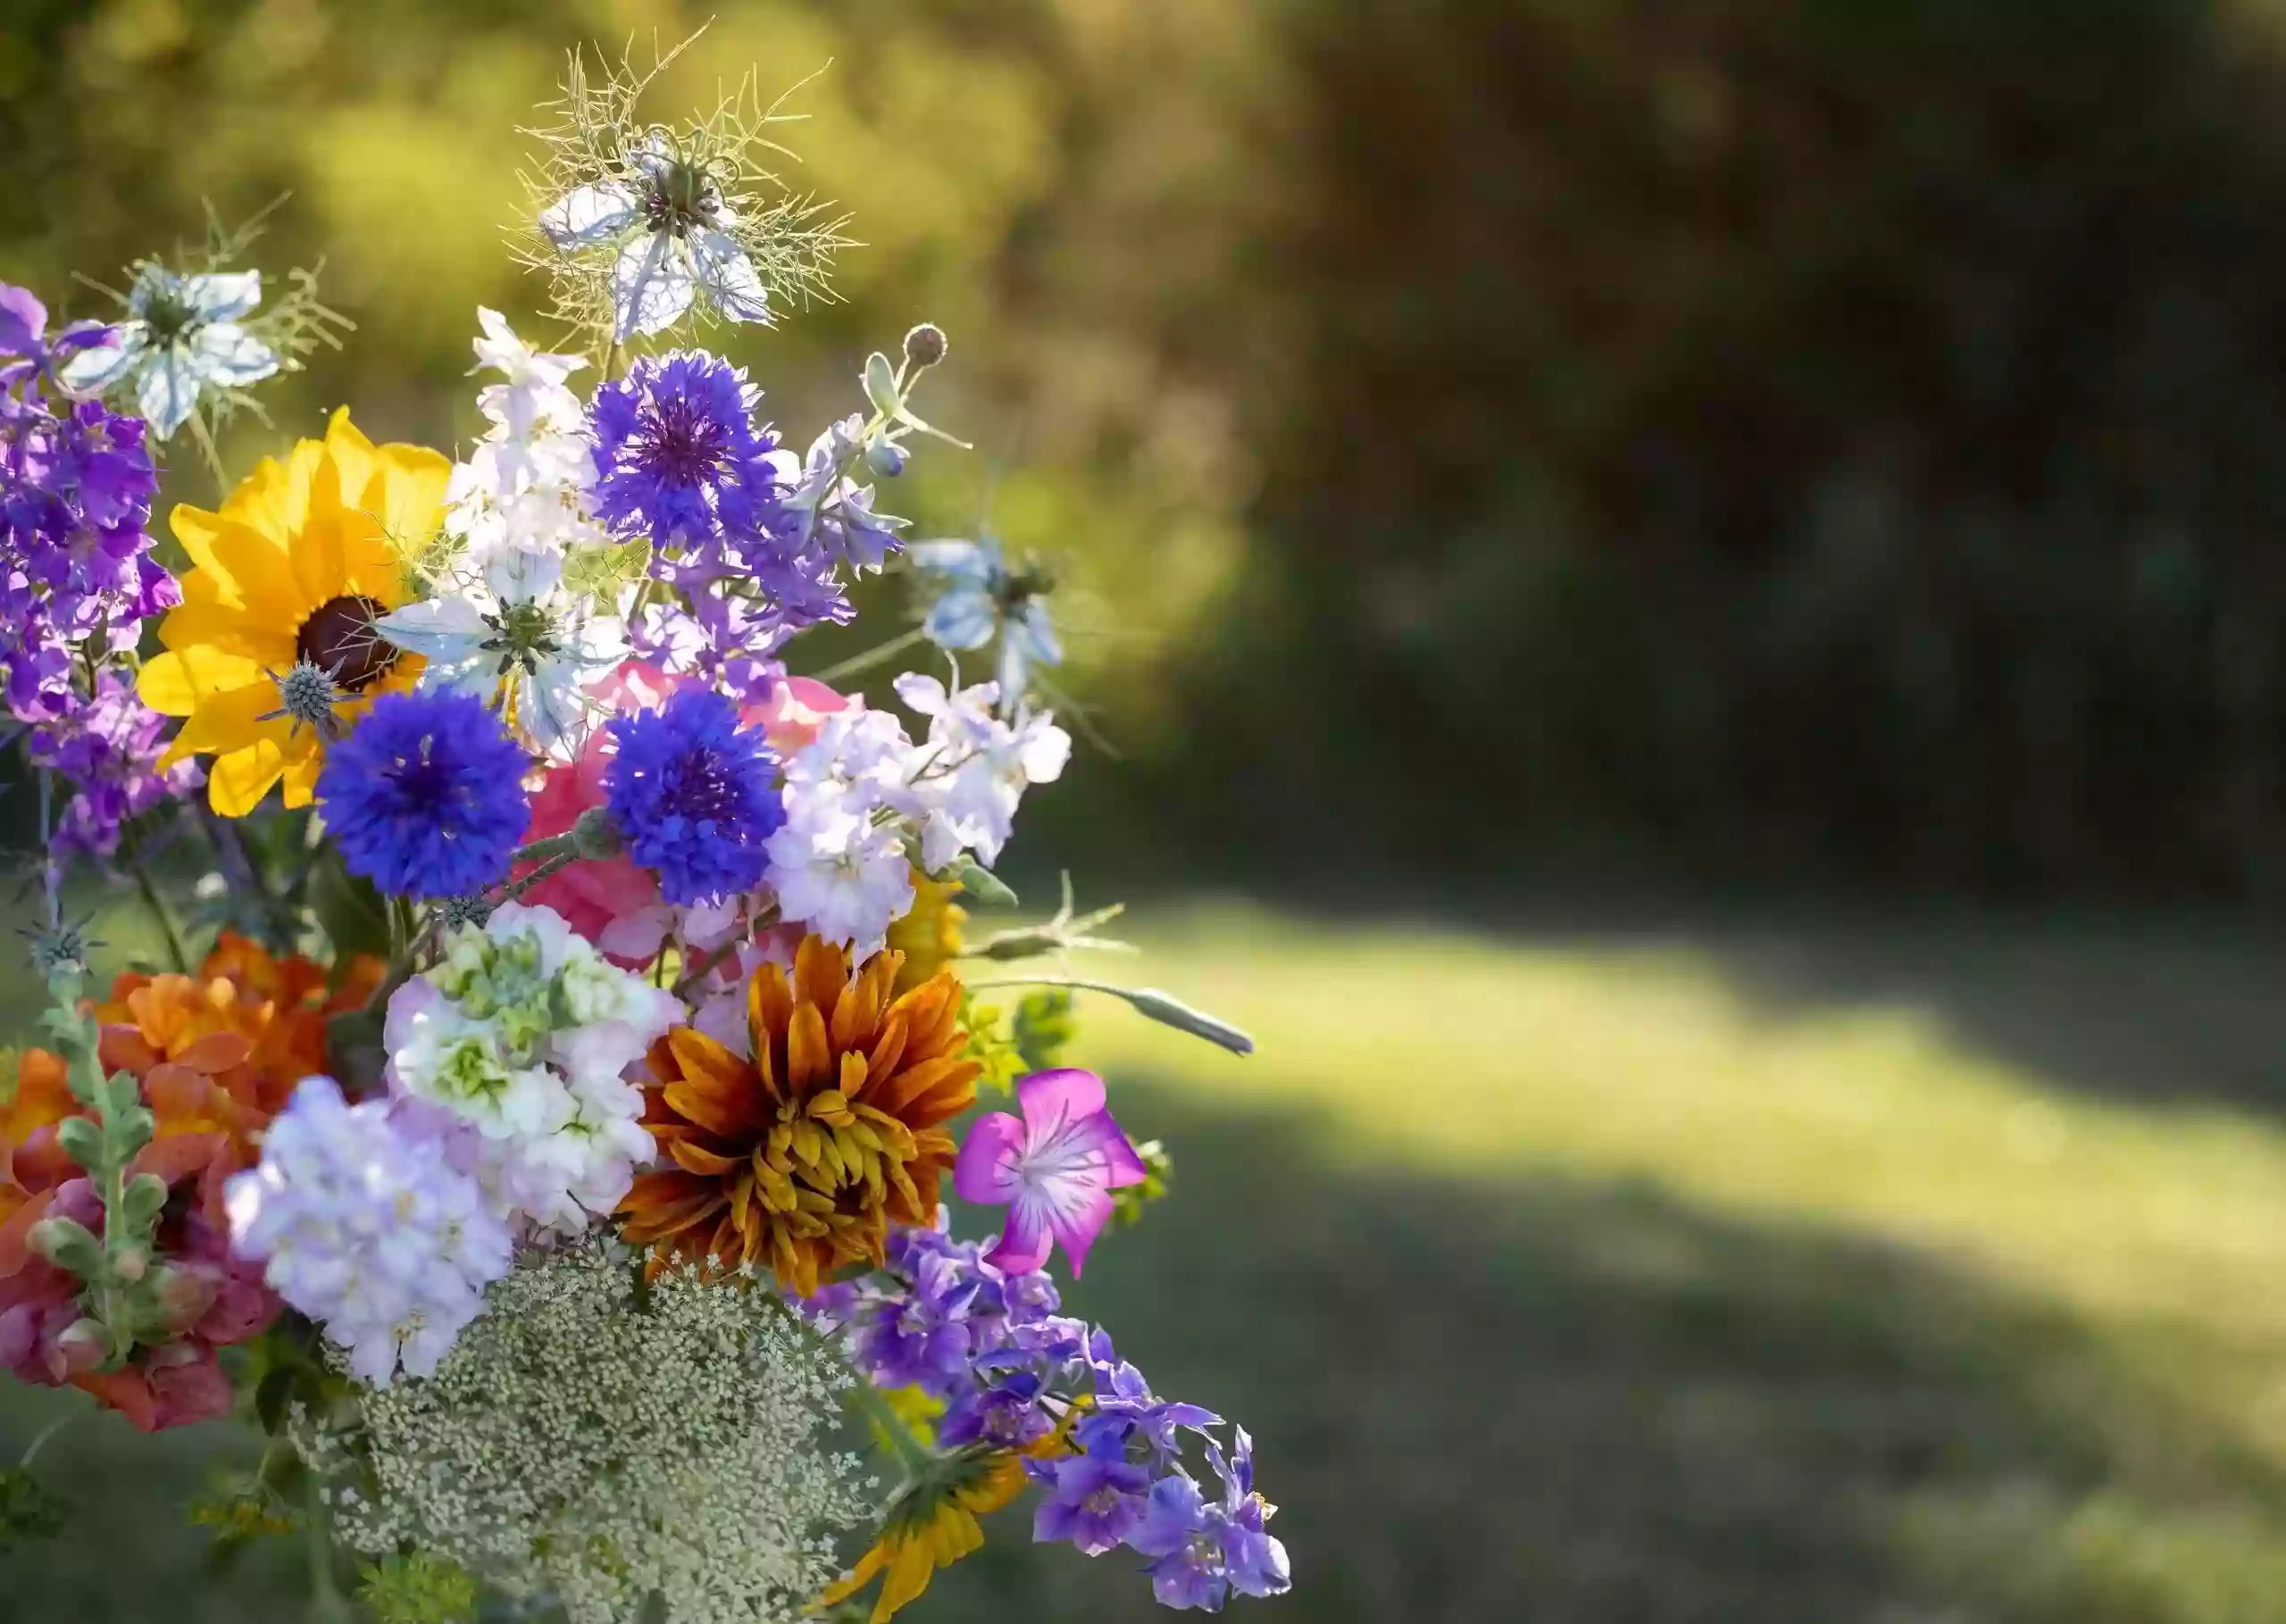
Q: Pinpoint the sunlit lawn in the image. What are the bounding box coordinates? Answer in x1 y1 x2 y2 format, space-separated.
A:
12 903 2286 1621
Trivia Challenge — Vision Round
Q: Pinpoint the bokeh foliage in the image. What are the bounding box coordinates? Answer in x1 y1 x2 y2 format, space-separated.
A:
13 0 2286 896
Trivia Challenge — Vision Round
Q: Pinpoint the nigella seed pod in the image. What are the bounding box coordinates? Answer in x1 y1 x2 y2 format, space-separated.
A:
903 321 947 369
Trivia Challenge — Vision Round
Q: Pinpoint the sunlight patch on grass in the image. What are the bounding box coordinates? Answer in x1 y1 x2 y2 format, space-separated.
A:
1072 905 2286 1462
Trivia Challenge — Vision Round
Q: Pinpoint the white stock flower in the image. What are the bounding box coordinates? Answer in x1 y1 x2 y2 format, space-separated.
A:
894 672 1071 868
383 904 680 1238
762 795 914 960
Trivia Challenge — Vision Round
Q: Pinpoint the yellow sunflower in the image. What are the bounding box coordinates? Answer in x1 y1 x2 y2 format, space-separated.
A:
139 408 451 816
813 1451 1030 1624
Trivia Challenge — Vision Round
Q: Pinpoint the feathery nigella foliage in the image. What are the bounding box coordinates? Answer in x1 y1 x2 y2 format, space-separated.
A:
0 26 1282 1624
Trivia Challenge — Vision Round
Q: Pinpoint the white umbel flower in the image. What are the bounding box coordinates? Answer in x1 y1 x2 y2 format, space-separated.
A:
320 1241 879 1624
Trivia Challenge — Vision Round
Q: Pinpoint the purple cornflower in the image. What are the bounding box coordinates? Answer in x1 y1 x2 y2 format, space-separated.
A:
590 351 785 549
316 689 531 899
591 350 871 653
28 672 203 857
604 687 782 905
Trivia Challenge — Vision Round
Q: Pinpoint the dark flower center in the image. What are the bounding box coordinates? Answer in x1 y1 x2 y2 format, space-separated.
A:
296 595 399 691
671 750 741 825
639 156 722 238
638 396 729 487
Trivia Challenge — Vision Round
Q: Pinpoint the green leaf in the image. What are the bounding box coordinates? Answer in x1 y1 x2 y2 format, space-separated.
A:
0 1465 70 1551
1011 989 1078 1073
862 351 901 417
948 857 1017 908
255 1364 297 1436
308 853 391 964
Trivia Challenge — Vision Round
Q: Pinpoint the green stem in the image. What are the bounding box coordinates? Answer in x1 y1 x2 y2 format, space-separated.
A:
496 850 576 904
806 626 932 687
129 862 188 974
847 1372 934 1477
511 830 580 866
304 1470 350 1622
17 1411 74 1469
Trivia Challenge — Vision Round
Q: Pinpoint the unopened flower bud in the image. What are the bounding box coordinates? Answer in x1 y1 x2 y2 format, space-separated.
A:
865 438 907 479
152 1262 219 1331
54 1318 108 1376
1123 987 1256 1057
902 322 947 369
113 1245 148 1283
27 1216 101 1278
572 805 624 859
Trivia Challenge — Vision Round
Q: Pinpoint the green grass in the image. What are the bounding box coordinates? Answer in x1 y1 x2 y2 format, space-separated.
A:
12 904 2286 1621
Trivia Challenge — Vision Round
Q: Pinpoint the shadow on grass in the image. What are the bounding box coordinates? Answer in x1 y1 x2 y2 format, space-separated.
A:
9 1073 2286 1623
930 1076 2286 1624
1673 912 2286 1120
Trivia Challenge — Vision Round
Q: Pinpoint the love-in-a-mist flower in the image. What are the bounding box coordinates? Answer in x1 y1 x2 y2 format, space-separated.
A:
378 547 630 761
955 1068 1147 1278
58 267 279 437
909 536 1063 708
605 686 783 906
317 689 530 899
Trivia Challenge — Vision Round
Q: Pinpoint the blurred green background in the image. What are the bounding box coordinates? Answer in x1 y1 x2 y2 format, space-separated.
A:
13 0 2286 1620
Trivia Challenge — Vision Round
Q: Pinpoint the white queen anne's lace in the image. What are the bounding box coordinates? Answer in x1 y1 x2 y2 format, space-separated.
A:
318 1241 878 1624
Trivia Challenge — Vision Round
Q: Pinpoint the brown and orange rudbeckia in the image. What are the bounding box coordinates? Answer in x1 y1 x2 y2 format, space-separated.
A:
617 936 981 1295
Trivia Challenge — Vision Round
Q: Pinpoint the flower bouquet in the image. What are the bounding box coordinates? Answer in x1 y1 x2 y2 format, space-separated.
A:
0 36 1289 1624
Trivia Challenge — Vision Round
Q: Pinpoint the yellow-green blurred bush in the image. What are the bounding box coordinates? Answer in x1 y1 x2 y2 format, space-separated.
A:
21 0 2286 897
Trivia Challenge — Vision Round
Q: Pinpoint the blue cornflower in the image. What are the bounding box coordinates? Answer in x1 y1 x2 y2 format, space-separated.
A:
604 687 782 905
589 352 784 549
316 689 530 899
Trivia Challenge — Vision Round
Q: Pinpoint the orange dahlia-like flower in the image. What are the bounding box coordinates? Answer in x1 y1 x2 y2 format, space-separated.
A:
618 937 982 1295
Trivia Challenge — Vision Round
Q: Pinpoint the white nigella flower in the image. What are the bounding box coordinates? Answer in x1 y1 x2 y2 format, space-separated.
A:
59 266 279 437
380 311 628 759
539 134 772 340
909 535 1064 710
376 548 630 760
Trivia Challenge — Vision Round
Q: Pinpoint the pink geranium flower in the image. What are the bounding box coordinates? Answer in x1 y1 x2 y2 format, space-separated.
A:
954 1068 1147 1278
